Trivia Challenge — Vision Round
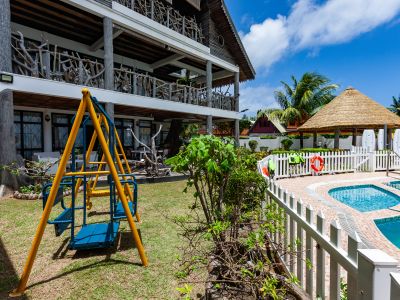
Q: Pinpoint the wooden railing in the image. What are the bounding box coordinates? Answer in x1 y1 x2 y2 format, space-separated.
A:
11 32 235 111
115 0 204 44
265 179 399 299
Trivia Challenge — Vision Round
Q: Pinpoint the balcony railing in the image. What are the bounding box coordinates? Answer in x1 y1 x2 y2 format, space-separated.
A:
11 32 235 111
114 0 204 44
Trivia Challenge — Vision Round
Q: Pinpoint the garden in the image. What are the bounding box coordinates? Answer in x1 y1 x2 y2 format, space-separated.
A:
0 136 307 299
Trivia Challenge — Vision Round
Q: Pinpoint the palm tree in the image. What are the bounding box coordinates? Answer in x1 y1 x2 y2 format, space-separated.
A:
258 72 338 125
389 95 400 116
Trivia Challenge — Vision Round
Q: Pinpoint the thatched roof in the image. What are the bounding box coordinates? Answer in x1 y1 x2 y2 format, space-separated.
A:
298 87 400 131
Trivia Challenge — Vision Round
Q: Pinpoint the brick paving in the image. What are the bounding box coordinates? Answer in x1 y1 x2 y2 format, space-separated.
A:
278 171 400 261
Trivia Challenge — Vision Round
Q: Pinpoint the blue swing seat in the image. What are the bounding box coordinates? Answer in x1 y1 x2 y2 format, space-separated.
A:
114 201 136 219
70 222 120 250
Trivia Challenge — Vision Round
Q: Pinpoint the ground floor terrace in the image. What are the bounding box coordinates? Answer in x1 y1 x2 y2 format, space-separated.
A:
277 171 400 261
7 89 237 161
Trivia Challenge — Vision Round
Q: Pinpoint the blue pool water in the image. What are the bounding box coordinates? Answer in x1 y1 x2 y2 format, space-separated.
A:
375 217 400 248
387 181 400 190
328 184 400 212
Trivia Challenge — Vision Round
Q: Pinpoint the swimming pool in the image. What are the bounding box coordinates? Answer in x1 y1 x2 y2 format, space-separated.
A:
375 217 400 248
387 181 400 190
328 184 400 212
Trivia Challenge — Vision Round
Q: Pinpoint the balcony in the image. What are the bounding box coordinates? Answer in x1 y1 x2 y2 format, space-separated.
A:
114 0 204 44
11 32 235 111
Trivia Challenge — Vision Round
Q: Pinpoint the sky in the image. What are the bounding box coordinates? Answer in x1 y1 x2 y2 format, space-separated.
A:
225 0 400 116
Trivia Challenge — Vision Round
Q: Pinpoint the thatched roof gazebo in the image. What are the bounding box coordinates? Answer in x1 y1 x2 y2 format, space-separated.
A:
298 87 400 148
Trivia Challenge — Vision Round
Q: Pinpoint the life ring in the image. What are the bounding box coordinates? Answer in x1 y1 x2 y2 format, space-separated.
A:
262 167 269 177
310 155 324 173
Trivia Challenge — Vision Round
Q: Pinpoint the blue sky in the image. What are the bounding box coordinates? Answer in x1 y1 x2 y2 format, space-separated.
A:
225 0 400 115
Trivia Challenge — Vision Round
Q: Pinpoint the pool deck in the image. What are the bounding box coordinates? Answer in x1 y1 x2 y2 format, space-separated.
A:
277 171 400 261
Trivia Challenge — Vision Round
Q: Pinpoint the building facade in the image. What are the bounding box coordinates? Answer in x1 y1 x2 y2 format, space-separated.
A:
0 0 254 160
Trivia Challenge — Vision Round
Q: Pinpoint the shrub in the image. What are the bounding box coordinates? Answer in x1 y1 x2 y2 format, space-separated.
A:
322 134 351 139
259 146 269 152
281 138 293 150
248 140 258 152
260 135 277 139
166 136 295 298
239 136 250 139
288 134 312 139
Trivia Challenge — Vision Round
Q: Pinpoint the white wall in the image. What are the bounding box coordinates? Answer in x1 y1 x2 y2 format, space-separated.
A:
240 135 361 151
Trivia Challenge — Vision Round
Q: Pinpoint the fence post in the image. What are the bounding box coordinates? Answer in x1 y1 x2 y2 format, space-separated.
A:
316 211 326 299
390 273 400 299
369 151 376 172
305 205 314 297
357 249 398 300
347 232 362 299
296 199 304 286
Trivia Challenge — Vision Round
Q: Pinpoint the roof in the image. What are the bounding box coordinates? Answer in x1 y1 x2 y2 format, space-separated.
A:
208 0 255 83
298 87 400 131
249 116 287 134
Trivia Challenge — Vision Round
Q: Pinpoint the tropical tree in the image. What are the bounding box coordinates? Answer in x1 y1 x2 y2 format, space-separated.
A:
389 95 400 116
258 72 338 125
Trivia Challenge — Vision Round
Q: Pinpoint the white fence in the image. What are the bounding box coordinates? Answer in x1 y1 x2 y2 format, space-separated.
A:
259 148 400 179
265 180 400 299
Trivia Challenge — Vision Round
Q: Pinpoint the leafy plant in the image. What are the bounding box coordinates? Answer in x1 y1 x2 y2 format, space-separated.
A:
167 136 297 298
248 140 258 152
281 138 293 150
176 284 193 300
260 135 277 139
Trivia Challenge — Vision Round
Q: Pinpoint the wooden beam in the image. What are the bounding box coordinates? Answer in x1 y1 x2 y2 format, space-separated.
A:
195 70 233 84
171 61 207 76
90 27 123 51
150 54 184 70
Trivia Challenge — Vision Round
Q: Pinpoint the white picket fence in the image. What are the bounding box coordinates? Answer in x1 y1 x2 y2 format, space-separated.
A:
259 148 400 179
265 180 400 299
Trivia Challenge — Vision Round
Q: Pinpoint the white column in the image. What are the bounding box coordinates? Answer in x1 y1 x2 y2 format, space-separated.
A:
43 109 52 152
357 249 398 300
105 102 114 122
103 17 114 90
234 71 240 145
206 60 213 134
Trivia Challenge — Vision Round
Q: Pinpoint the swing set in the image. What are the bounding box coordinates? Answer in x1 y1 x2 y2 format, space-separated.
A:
11 88 148 297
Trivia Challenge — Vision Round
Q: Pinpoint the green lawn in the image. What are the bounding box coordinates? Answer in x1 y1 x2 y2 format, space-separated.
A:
0 181 198 299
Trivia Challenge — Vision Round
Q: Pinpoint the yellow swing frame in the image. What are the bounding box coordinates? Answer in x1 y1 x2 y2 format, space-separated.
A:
10 89 148 297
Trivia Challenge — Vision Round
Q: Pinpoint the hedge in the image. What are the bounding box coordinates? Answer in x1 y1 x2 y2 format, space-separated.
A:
239 136 250 139
271 148 333 154
260 135 277 139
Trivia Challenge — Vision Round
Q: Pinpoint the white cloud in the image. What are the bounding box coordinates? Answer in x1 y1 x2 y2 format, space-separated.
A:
239 84 279 115
242 0 400 71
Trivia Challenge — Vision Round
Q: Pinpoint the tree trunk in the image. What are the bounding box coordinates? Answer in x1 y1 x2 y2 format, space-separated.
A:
0 1 19 197
164 119 183 157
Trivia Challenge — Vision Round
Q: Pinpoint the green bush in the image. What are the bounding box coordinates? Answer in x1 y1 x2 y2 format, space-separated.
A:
248 140 258 152
281 138 293 150
259 135 277 139
288 134 312 139
271 148 334 154
322 134 351 139
239 136 250 139
259 146 269 152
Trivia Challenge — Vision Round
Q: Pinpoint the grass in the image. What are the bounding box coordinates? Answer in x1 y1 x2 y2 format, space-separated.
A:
0 180 199 299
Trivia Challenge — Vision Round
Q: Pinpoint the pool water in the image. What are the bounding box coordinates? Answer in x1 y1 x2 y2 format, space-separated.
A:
328 184 400 212
375 217 400 248
387 181 400 190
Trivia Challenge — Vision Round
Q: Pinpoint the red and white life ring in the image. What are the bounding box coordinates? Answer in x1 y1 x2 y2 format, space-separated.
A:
310 155 324 173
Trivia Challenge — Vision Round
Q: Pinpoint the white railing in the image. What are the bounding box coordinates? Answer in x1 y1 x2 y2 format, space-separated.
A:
259 148 400 179
265 180 399 299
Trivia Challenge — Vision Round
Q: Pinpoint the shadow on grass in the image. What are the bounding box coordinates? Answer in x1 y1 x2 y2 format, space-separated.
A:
27 258 142 291
0 237 28 299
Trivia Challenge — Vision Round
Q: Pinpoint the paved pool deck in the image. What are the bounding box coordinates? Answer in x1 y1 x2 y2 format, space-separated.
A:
277 171 400 261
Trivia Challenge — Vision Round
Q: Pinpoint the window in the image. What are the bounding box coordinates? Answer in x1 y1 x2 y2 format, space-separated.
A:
115 118 134 149
139 120 152 146
52 113 74 152
14 111 43 160
52 113 87 153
